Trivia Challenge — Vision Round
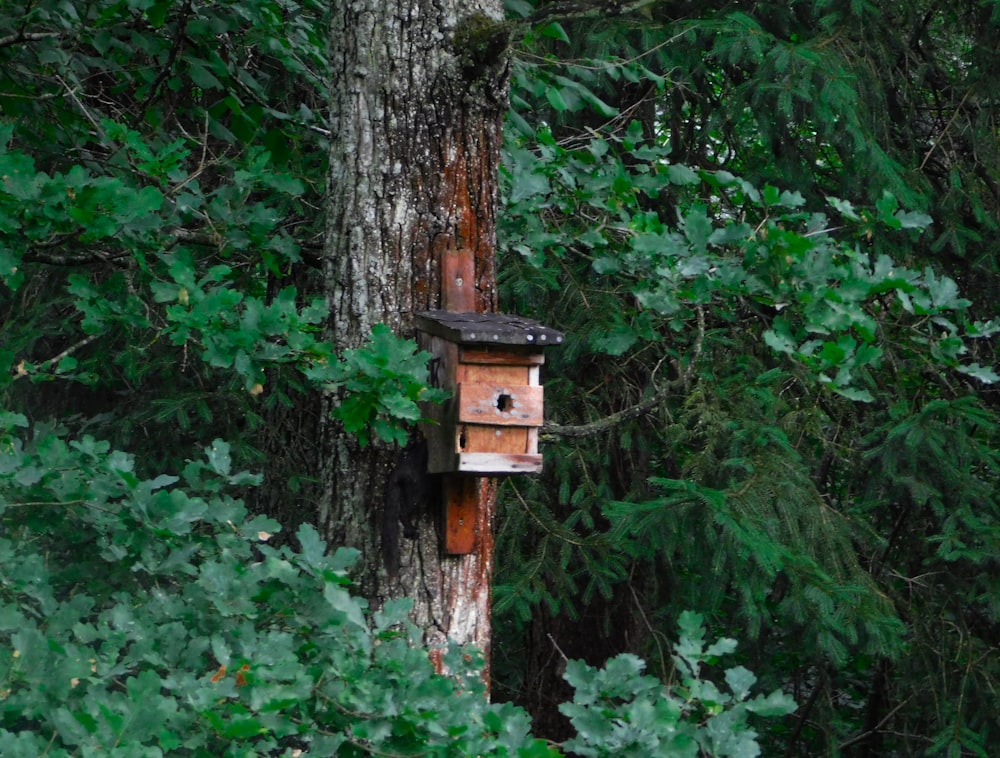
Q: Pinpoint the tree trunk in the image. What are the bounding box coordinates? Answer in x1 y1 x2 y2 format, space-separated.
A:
320 0 508 657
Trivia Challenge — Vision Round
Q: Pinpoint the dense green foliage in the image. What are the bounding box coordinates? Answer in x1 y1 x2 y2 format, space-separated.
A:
493 1 1000 754
2 0 999 755
0 416 791 755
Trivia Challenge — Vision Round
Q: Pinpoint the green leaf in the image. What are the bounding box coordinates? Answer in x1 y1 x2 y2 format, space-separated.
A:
895 209 932 229
187 60 224 91
831 385 874 402
538 22 570 44
296 523 329 568
683 205 713 253
205 439 232 476
592 256 621 274
956 363 999 383
381 394 421 421
827 196 860 220
724 666 757 701
546 87 569 112
323 581 367 629
667 163 701 186
223 718 264 739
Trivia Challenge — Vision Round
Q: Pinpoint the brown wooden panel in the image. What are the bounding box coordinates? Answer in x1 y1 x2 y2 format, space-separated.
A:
460 348 546 366
457 383 543 426
463 363 528 386
458 424 529 454
442 250 476 312
443 475 478 554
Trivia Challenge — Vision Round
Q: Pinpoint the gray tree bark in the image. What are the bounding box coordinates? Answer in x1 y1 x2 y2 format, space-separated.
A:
320 0 509 658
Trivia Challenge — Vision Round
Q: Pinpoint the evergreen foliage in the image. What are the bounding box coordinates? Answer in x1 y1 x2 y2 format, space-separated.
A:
1 0 999 754
493 0 1000 753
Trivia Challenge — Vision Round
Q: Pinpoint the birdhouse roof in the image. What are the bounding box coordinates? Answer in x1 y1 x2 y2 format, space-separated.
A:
415 311 564 347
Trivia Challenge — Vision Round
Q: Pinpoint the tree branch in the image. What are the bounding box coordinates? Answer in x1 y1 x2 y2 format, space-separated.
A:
525 0 661 26
0 30 61 49
541 306 705 440
14 333 99 381
541 387 671 439
22 247 131 266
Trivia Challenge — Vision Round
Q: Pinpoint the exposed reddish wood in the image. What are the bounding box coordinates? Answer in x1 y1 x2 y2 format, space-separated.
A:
444 476 479 554
438 126 496 314
442 249 476 312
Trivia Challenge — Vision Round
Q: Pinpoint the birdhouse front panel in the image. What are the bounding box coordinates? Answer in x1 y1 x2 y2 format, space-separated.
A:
415 311 562 476
453 348 544 474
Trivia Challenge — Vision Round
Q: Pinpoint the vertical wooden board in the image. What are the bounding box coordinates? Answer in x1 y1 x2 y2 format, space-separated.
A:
420 335 460 473
423 335 459 392
444 475 478 554
442 249 476 312
526 426 539 456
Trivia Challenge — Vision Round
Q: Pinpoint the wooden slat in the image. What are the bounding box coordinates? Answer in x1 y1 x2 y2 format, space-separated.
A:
463 362 528 386
457 383 543 426
455 453 543 474
443 476 478 554
459 348 546 366
459 425 529 454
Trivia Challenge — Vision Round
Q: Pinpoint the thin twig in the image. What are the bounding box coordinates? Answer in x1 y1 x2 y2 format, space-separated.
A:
508 481 586 546
55 75 107 141
919 88 972 172
837 697 912 751
547 633 569 663
628 580 669 678
518 27 692 72
14 333 99 380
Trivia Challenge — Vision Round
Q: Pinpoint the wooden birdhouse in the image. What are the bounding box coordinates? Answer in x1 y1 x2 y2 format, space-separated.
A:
415 310 563 476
